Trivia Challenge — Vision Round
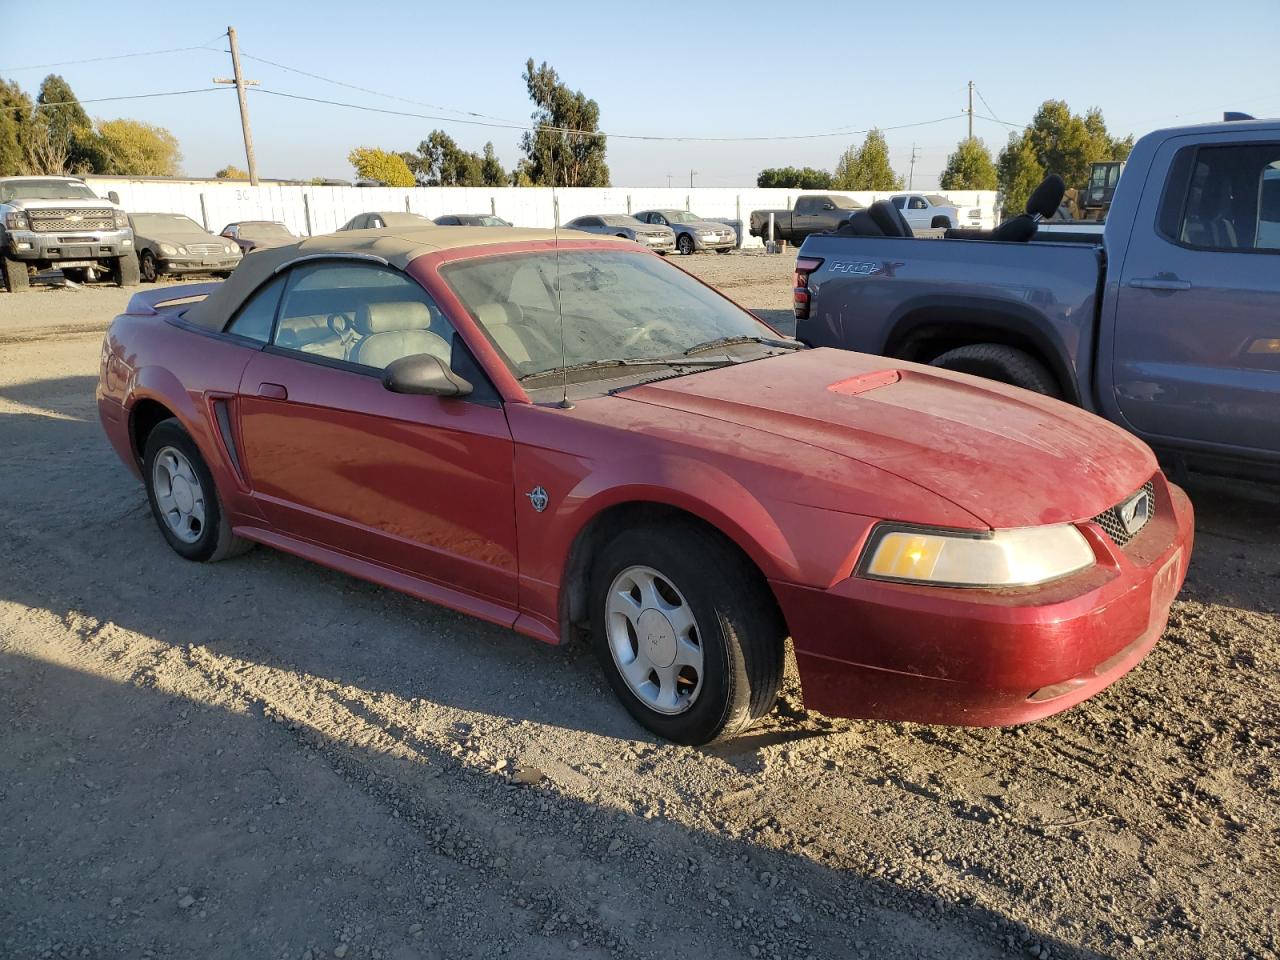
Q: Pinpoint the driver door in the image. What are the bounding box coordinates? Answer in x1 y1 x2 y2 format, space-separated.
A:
231 258 519 606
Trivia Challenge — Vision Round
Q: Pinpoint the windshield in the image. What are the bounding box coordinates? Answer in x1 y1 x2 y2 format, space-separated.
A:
240 222 293 240
0 179 98 202
441 249 774 380
601 215 641 227
926 194 950 205
665 211 701 223
476 216 509 226
131 214 208 235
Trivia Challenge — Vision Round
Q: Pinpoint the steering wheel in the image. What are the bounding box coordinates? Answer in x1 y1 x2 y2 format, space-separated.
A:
326 312 350 337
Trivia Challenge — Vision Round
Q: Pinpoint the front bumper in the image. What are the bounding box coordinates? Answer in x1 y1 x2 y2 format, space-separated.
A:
6 228 133 262
692 233 737 251
639 237 676 252
158 256 241 274
773 475 1194 726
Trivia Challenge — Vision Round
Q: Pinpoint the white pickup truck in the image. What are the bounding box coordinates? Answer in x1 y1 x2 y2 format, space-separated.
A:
889 192 983 231
1 176 139 291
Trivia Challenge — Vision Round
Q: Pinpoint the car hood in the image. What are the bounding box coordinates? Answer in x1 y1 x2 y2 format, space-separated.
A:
677 220 732 233
618 348 1156 528
135 229 226 246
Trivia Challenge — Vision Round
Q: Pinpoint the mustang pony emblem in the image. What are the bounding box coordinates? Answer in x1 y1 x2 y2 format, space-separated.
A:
526 486 549 513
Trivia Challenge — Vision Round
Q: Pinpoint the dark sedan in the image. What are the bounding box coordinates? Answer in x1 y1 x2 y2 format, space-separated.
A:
129 213 241 282
220 221 297 254
434 214 512 227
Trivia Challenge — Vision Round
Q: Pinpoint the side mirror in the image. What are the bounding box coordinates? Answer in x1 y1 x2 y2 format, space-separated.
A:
107 191 120 204
822 202 834 210
383 353 472 398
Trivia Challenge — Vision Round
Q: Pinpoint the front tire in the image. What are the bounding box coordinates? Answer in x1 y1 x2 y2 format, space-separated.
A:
114 253 140 287
930 343 1062 398
2 254 30 292
677 234 695 255
138 251 158 284
590 522 785 744
142 419 251 562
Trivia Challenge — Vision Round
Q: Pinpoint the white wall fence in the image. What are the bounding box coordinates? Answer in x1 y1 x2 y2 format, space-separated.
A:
83 178 998 246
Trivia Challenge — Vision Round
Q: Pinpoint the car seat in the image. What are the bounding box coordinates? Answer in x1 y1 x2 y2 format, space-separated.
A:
945 174 1065 242
349 301 451 369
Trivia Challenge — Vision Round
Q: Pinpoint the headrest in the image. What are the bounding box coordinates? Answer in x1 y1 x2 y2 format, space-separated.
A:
835 210 885 237
1026 175 1067 218
473 302 523 328
868 200 912 237
363 300 433 333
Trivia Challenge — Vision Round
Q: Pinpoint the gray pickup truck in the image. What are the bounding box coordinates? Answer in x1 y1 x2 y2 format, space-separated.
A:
1 176 139 291
793 117 1280 480
749 194 863 245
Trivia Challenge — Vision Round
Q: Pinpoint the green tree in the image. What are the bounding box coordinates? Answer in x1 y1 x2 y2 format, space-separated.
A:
833 129 903 191
1022 100 1132 191
408 130 483 186
517 59 608 187
939 137 998 190
347 147 416 187
0 79 34 176
95 119 181 176
36 74 99 172
996 132 1045 215
756 166 833 189
479 142 506 187
215 164 249 180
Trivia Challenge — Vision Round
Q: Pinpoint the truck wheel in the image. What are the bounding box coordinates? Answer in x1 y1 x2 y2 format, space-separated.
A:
3 255 31 292
677 234 695 255
113 253 141 287
931 215 952 229
930 344 1062 398
136 251 156 284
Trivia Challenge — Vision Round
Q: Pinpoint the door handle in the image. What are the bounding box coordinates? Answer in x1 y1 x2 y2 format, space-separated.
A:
1129 277 1192 291
257 382 288 400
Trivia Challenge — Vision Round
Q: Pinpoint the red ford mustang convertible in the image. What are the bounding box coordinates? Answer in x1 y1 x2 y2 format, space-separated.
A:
97 227 1193 743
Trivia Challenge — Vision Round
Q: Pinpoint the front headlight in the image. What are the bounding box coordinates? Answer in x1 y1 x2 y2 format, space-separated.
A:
177 246 188 255
159 243 177 256
113 211 128 229
4 210 30 230
223 245 232 254
859 523 1094 587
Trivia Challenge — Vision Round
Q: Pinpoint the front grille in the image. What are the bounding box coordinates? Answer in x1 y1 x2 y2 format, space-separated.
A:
27 208 115 232
1092 479 1156 546
185 242 226 256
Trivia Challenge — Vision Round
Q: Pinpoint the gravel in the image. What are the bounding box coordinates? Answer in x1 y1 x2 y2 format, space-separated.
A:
0 256 1277 960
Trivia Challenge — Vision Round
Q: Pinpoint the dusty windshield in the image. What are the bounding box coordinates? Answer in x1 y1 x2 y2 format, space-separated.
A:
241 222 293 240
441 249 777 380
666 211 701 223
131 214 208 235
0 179 98 202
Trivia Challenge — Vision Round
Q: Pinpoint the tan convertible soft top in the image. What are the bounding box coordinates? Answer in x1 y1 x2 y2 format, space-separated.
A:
182 225 618 330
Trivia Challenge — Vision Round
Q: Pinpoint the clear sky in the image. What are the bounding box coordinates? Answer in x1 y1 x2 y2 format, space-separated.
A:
4 0 1278 188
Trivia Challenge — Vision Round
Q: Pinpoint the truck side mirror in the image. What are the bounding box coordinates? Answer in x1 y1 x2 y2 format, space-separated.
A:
107 191 120 205
822 202 834 210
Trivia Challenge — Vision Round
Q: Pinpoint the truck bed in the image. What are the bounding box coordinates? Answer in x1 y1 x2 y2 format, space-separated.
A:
796 234 1103 405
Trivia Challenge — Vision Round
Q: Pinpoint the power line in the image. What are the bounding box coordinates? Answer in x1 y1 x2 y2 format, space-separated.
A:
251 87 967 142
1 34 227 72
233 49 528 128
31 88 231 110
974 86 1003 125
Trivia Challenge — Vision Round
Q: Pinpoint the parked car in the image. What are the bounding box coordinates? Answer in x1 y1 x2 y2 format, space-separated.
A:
129 213 241 283
564 214 675 253
793 116 1280 482
220 220 297 254
434 214 512 226
97 226 1191 744
633 210 736 255
338 211 435 231
890 193 983 230
749 194 863 245
1 175 138 291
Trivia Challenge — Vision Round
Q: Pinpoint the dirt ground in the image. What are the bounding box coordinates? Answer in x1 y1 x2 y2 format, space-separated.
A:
1 258 1277 960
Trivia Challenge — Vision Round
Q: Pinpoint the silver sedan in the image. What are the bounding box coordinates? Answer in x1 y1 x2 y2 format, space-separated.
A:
563 214 676 254
634 210 737 255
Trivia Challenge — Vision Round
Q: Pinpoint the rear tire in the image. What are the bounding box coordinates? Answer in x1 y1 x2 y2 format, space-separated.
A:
2 255 30 292
590 521 785 744
930 343 1062 398
142 418 252 562
115 253 140 287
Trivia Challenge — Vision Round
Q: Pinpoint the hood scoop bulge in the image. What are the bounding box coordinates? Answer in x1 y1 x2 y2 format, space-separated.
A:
827 369 902 396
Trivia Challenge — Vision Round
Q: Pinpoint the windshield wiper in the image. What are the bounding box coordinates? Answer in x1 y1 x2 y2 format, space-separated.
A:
518 356 734 383
682 335 803 356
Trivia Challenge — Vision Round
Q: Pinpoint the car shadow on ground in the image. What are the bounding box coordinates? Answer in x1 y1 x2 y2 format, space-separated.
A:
0 647 1105 960
1176 474 1280 617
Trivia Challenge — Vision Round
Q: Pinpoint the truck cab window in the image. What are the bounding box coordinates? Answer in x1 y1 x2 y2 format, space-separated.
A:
1176 144 1280 251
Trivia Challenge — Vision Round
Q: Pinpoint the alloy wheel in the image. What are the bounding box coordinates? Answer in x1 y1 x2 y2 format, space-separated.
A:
151 445 206 544
605 565 704 715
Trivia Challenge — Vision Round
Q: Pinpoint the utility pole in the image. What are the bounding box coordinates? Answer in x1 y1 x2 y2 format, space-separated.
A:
908 144 921 190
690 169 697 189
214 27 260 185
962 80 972 142
666 173 673 188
